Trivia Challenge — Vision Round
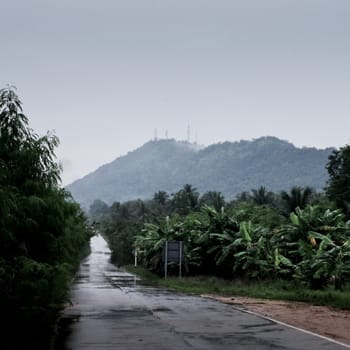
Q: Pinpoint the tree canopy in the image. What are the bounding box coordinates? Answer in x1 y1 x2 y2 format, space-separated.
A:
0 87 92 348
326 145 350 217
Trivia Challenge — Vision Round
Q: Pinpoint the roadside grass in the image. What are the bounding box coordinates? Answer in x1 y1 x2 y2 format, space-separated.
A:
124 265 350 310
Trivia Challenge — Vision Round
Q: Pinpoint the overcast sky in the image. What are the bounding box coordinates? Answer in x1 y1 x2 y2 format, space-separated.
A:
1 0 350 185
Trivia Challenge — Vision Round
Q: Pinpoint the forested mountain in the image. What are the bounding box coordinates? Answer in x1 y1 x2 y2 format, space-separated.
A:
67 137 333 208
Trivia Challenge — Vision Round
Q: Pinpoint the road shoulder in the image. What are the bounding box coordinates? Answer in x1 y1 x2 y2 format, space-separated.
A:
202 294 350 347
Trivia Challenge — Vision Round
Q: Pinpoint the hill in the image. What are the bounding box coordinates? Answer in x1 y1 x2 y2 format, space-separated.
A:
66 137 333 208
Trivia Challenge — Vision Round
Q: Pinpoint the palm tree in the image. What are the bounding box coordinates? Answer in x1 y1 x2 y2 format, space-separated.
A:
171 184 199 215
199 191 225 211
326 145 350 217
153 191 169 206
280 186 314 214
251 186 275 206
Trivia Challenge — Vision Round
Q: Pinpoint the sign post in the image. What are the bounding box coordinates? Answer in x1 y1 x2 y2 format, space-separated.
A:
179 241 183 278
164 241 168 279
163 240 183 279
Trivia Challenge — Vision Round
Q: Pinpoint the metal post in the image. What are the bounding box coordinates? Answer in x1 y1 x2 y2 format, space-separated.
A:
179 241 183 278
164 241 168 279
134 250 138 267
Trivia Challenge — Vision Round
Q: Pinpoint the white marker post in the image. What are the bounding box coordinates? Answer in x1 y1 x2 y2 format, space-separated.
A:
134 249 138 267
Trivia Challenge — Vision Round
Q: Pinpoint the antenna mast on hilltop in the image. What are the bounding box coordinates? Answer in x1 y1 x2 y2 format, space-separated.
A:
154 128 158 141
187 125 190 143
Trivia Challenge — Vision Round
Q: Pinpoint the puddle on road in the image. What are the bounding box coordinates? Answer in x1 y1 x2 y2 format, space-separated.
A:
109 277 139 287
151 306 175 313
94 308 153 319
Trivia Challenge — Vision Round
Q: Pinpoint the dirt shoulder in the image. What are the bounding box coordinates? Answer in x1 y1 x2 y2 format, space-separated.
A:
202 294 350 346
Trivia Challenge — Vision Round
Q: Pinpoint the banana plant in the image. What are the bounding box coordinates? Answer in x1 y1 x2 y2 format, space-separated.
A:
135 215 182 272
136 213 205 274
209 220 275 279
275 206 349 267
200 205 240 275
273 248 295 277
296 231 350 290
232 221 275 278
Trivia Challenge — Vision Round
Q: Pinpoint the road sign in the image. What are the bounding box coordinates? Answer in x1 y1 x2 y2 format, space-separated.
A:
163 241 184 278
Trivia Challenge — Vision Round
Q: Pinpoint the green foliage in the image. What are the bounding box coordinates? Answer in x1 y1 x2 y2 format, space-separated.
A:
135 213 205 273
93 142 350 296
101 199 151 265
171 184 199 215
0 87 92 348
280 186 314 214
102 187 350 291
326 145 350 216
296 232 350 290
276 206 350 289
199 191 225 211
89 199 109 222
131 203 291 280
228 202 286 230
251 186 275 206
153 190 169 206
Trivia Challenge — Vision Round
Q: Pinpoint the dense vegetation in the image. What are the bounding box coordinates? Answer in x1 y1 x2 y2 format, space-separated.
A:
94 147 350 298
0 88 92 349
125 267 350 310
69 137 332 209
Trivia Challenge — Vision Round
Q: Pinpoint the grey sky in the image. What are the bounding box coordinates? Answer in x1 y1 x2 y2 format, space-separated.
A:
1 0 350 185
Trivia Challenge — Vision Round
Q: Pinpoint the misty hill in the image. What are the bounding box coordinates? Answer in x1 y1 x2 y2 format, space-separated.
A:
66 137 333 209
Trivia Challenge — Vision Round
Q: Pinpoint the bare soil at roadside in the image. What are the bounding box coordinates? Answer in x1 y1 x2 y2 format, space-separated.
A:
202 295 350 346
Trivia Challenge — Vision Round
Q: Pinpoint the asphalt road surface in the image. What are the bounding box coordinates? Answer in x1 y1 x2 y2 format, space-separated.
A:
55 234 347 350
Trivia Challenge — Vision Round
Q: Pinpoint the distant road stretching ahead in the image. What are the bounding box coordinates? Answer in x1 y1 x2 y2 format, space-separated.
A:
55 235 347 350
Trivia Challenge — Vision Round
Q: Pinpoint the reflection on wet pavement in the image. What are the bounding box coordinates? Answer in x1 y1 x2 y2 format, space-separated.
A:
54 234 347 350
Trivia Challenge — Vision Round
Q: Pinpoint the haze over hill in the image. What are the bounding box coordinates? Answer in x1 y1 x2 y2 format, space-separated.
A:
66 137 333 209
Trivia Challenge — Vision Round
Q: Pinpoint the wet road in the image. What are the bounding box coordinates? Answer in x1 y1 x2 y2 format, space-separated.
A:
56 234 347 350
